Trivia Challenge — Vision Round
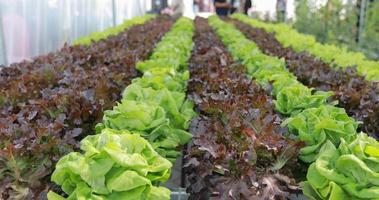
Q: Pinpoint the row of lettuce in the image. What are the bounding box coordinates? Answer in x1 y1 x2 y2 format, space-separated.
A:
47 17 195 200
231 14 379 82
72 14 155 46
209 15 379 200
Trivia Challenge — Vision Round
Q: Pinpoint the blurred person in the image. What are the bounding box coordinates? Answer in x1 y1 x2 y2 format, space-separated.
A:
243 0 251 14
230 0 237 14
161 0 184 17
276 0 287 22
2 11 30 64
214 0 231 16
230 0 251 15
150 0 168 14
194 0 200 12
194 0 214 12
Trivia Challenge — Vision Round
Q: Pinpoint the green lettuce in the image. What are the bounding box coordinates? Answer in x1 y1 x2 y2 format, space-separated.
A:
73 15 155 46
136 58 181 72
95 97 192 162
209 16 333 115
210 14 378 199
132 67 189 92
97 100 167 132
302 133 379 200
95 17 195 162
243 54 287 83
275 85 333 115
48 128 171 200
49 17 195 200
282 105 359 162
136 18 194 73
231 13 379 81
122 83 195 130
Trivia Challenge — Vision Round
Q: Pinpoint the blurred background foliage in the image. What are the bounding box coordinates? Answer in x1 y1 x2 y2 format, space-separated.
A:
292 0 378 60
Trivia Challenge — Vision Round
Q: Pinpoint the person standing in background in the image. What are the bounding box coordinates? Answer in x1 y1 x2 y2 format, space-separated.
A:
233 0 251 15
2 12 30 65
161 0 184 17
195 0 215 12
276 0 287 22
151 0 168 14
243 0 251 14
194 0 200 12
230 0 237 14
214 0 230 16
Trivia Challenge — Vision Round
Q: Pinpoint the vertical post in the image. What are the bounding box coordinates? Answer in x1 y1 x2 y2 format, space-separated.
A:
112 0 116 26
0 9 7 66
357 0 366 45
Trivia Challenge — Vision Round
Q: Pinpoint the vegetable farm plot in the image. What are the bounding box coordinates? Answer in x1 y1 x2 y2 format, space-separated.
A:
0 14 378 200
0 15 174 199
228 16 379 141
48 17 196 200
184 17 303 200
209 15 379 200
230 14 379 82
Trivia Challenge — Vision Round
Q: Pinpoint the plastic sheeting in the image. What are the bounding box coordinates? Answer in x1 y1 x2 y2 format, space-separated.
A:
0 0 149 66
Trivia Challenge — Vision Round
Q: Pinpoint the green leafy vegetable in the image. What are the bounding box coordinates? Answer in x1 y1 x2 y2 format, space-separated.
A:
73 15 155 46
231 14 379 81
96 95 193 162
282 105 359 162
122 83 195 130
50 17 195 200
95 18 195 162
208 16 333 115
48 128 171 200
136 18 194 73
97 99 167 131
209 15 379 200
302 133 379 200
132 67 189 92
275 85 332 115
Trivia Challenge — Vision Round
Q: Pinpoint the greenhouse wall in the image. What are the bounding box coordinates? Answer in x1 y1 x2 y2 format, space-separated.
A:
0 0 150 66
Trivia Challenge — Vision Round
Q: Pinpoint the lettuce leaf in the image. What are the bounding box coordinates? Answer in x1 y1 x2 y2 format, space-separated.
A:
97 100 167 132
136 18 194 73
132 67 189 92
282 105 358 162
96 82 194 162
302 133 379 200
122 83 195 130
275 85 333 115
49 128 171 200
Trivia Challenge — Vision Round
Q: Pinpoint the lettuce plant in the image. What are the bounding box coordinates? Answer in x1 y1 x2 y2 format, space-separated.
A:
73 15 155 46
48 128 171 200
122 83 195 130
132 67 189 92
274 85 333 115
136 18 194 73
282 105 359 162
302 133 379 200
97 99 167 132
96 89 193 161
231 14 379 81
